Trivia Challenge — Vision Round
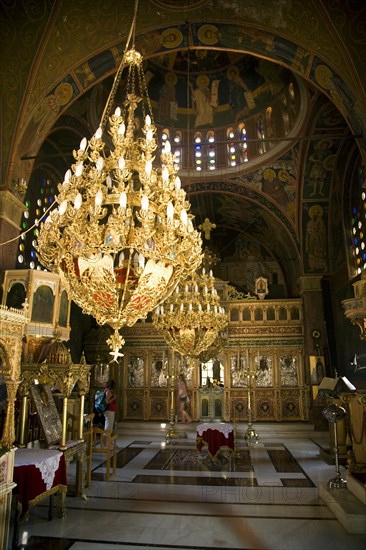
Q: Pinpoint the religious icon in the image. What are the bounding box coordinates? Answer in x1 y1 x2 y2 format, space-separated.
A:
310 355 325 385
255 277 268 299
30 384 63 446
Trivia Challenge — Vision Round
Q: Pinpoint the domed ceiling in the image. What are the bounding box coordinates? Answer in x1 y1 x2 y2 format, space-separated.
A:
25 43 348 297
90 48 298 134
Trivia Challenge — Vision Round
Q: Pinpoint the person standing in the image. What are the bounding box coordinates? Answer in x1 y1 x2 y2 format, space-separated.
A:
103 380 116 431
177 374 192 423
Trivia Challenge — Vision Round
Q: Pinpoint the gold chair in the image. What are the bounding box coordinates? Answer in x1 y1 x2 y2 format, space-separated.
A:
91 427 118 480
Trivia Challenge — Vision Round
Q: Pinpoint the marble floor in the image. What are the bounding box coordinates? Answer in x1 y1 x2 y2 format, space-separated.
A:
11 421 366 550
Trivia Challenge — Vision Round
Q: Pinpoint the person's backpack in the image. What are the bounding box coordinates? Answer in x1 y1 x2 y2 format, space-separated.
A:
94 390 108 413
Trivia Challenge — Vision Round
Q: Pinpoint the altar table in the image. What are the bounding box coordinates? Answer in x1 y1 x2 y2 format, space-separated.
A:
57 440 86 498
12 448 67 547
196 422 234 458
13 448 67 517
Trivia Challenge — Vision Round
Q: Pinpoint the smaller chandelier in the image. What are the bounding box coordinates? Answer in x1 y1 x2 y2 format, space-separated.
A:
36 44 202 356
153 268 228 360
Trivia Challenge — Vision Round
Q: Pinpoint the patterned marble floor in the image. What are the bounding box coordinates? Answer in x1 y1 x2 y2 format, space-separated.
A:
11 422 366 550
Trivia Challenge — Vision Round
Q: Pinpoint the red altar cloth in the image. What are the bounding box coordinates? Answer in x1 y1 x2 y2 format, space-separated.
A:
196 423 234 458
13 449 67 514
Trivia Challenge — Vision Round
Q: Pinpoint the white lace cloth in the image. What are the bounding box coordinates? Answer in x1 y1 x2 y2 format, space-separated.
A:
15 449 62 491
197 423 234 438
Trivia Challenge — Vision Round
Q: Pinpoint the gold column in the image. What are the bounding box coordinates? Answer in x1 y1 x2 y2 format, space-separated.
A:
78 394 85 442
1 381 19 447
19 395 28 447
60 396 68 449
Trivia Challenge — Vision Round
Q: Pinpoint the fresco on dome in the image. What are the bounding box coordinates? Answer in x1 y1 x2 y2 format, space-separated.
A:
303 104 346 201
19 78 77 157
192 23 310 75
236 149 298 224
311 60 357 127
146 48 292 130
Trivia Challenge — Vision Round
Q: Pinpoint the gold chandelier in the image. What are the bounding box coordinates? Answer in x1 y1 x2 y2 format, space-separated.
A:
153 267 228 361
36 7 202 357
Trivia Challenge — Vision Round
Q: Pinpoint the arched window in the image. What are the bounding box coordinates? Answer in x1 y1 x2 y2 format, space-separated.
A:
266 107 273 140
256 117 266 154
194 132 203 171
288 82 296 126
17 178 55 270
226 127 237 167
289 82 295 100
238 122 248 163
207 130 216 171
282 95 290 135
173 130 182 171
352 187 366 274
161 128 170 150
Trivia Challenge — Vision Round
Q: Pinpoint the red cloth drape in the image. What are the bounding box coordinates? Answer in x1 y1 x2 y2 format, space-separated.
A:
196 428 234 458
13 453 67 513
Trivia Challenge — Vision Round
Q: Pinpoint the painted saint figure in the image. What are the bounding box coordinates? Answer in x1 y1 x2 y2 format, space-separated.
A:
306 205 328 271
190 74 218 127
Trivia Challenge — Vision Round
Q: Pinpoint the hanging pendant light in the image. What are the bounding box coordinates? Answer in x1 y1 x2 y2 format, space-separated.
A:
153 266 228 363
36 1 202 358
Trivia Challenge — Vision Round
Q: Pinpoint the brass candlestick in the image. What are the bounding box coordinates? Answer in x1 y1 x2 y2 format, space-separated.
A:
322 403 347 489
244 367 258 445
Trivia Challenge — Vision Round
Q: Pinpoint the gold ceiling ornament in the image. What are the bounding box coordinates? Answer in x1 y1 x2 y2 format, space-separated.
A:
36 1 202 357
152 267 228 362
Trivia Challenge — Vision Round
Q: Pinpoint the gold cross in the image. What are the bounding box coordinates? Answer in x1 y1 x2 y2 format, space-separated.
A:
198 217 216 240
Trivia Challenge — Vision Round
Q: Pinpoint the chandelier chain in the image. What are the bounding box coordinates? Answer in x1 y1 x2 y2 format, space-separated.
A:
100 0 140 131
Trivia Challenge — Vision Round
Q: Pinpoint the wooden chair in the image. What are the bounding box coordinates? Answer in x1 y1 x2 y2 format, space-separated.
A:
91 427 118 480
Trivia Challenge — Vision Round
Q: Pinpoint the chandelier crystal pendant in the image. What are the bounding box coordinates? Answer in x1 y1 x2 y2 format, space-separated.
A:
153 268 228 362
36 33 202 356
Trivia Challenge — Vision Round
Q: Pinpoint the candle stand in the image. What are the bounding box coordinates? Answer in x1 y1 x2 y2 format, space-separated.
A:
244 367 259 445
233 417 241 459
165 351 178 442
322 403 347 489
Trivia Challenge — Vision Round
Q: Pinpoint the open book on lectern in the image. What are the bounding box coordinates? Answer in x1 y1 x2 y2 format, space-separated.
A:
318 376 357 397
